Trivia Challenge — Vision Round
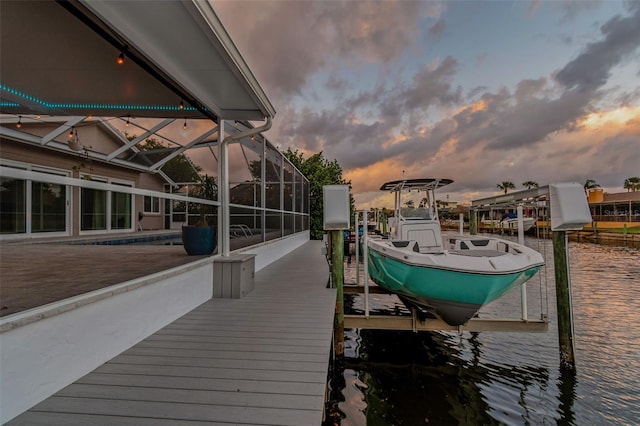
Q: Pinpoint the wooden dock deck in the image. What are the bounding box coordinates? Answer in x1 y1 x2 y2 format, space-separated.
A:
8 241 336 426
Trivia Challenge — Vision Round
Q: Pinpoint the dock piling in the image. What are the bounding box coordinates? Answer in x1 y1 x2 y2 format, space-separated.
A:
553 230 576 370
329 230 345 357
470 209 477 235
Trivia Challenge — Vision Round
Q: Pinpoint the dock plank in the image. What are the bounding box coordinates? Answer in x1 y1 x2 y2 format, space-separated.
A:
55 383 322 410
28 397 318 426
123 346 329 362
8 241 335 425
77 373 326 395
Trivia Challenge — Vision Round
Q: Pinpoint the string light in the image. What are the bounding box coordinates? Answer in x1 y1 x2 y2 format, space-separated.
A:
125 116 130 127
35 114 41 119
68 128 82 151
179 99 184 110
117 52 125 65
183 118 188 130
16 116 22 129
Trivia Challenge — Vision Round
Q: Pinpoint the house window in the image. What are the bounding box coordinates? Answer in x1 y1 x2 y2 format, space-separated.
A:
0 176 26 234
1 162 71 237
144 195 160 214
32 181 66 233
81 187 107 231
111 191 132 230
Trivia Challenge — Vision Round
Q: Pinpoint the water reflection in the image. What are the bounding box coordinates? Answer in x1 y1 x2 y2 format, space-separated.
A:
557 367 577 426
327 240 639 425
334 327 555 425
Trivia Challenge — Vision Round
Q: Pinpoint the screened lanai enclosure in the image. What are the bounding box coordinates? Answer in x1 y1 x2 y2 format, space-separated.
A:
0 116 310 252
0 0 309 254
157 119 310 248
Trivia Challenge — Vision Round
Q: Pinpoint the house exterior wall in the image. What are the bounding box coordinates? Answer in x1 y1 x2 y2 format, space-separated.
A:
1 123 168 238
588 191 640 223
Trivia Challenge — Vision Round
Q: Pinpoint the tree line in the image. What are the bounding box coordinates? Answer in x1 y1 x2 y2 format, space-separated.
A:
497 177 640 194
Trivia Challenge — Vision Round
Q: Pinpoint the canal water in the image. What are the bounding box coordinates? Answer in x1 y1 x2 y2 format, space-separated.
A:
326 237 640 425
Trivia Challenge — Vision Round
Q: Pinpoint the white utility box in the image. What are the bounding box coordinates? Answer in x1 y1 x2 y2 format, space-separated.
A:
213 254 256 298
323 185 350 230
549 183 592 230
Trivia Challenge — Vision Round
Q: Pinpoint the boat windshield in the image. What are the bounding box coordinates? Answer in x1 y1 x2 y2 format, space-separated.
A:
400 207 431 220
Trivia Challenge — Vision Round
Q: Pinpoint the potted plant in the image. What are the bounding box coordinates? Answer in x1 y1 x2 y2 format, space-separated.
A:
182 174 218 255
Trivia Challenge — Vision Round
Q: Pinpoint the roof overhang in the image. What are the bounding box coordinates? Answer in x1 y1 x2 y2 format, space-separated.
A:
0 0 275 121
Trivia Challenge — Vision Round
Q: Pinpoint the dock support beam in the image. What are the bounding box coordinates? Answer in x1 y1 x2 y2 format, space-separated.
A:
553 231 576 370
329 230 345 357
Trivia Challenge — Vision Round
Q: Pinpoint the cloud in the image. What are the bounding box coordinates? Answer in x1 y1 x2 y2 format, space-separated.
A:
555 5 640 92
402 57 462 110
211 1 639 206
429 18 446 39
213 0 431 98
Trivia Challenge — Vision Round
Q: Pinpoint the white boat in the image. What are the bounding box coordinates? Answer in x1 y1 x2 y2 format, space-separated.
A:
367 178 544 326
499 213 536 232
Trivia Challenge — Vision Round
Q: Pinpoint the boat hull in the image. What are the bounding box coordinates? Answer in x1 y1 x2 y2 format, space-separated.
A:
367 247 541 325
500 217 536 232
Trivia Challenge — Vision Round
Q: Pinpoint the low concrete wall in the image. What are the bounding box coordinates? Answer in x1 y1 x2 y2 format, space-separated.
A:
241 231 310 271
0 258 213 424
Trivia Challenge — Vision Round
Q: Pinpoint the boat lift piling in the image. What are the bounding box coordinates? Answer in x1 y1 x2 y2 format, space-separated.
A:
553 230 575 369
517 206 528 321
322 185 351 358
329 230 345 357
354 210 370 317
471 183 593 370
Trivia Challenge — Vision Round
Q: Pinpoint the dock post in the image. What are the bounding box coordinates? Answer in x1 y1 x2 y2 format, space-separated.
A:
470 209 477 235
553 230 576 370
382 213 387 236
330 230 345 357
517 206 528 320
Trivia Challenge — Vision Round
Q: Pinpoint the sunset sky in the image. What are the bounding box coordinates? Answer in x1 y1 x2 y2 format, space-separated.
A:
212 0 640 208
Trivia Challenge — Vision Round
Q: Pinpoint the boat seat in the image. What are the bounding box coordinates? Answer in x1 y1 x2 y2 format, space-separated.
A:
401 221 444 253
470 239 490 247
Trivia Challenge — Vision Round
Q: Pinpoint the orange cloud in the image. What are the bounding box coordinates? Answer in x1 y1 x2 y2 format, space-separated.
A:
578 106 640 132
345 157 409 193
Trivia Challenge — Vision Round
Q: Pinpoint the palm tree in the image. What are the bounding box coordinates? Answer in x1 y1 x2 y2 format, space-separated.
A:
584 179 600 190
404 199 415 208
624 177 640 192
418 197 429 208
497 181 516 194
522 180 539 190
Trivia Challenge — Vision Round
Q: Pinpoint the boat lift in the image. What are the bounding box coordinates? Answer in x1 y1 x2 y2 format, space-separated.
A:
345 208 549 332
332 183 590 370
